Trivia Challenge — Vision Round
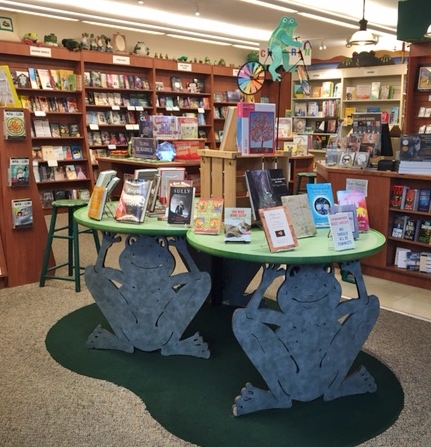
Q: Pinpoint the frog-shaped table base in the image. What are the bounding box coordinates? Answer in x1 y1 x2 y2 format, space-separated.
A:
232 261 379 416
84 232 211 358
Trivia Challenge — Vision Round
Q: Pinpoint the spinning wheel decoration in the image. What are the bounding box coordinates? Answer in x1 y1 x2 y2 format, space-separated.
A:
236 61 266 95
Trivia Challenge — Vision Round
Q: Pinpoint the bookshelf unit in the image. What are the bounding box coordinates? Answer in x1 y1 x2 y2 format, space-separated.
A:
404 42 431 134
153 58 213 146
0 41 93 212
291 65 407 161
316 162 431 291
292 68 342 159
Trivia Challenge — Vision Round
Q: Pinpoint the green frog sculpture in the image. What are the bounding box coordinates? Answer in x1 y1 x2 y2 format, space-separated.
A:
267 16 302 81
85 232 211 358
232 261 379 416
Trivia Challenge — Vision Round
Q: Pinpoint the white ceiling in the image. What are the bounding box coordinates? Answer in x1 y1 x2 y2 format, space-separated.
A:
1 0 405 50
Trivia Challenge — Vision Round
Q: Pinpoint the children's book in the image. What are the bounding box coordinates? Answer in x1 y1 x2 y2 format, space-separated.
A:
193 198 224 234
245 168 289 221
11 198 33 229
306 182 334 228
259 206 298 252
3 109 26 140
336 189 370 232
281 194 317 239
9 157 30 187
224 207 252 242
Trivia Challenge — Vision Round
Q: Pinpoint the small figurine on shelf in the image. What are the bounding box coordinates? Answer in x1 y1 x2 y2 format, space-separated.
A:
62 38 81 51
133 41 149 56
22 32 41 45
44 33 58 46
204 56 211 64
177 55 188 61
96 35 105 51
89 34 98 51
81 32 89 50
104 36 113 52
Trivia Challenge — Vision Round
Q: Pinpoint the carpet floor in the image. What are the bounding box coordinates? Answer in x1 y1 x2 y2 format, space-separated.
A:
0 222 430 446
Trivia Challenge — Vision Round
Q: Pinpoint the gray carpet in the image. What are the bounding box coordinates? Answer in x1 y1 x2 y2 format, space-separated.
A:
0 215 430 446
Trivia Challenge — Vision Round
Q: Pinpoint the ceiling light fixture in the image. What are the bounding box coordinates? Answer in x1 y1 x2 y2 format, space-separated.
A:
347 0 378 46
239 0 297 14
319 40 326 50
425 23 431 38
195 3 200 16
166 34 230 45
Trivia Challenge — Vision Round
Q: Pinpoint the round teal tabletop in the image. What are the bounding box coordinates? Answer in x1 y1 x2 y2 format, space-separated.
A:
74 204 189 236
186 228 386 265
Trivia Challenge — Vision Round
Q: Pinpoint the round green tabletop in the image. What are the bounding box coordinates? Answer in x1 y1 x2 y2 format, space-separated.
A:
186 228 386 265
73 204 189 236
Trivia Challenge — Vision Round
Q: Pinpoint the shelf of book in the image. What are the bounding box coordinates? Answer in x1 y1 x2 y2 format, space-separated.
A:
316 161 431 291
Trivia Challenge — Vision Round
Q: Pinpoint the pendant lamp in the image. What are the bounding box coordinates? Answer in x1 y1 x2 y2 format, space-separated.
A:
425 24 431 38
347 0 378 46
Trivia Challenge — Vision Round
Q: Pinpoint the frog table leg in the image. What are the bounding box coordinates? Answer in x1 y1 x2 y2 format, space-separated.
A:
323 261 379 401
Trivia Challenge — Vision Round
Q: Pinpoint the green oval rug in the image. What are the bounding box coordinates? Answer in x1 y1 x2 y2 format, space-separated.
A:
46 304 404 447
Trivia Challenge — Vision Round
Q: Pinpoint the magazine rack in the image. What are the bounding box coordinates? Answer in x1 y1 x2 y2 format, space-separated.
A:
0 108 54 287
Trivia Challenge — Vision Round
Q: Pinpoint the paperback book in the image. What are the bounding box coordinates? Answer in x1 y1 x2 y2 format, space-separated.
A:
259 206 298 252
3 109 26 140
11 198 33 229
87 185 109 221
115 179 153 223
9 157 30 187
224 207 252 242
193 198 224 234
281 194 317 239
336 189 370 232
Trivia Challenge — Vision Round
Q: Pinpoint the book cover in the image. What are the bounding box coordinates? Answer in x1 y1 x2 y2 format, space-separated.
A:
11 199 33 229
3 109 26 140
281 194 317 239
167 186 194 225
328 212 356 251
237 102 275 155
245 168 289 221
390 184 404 209
87 185 109 220
336 189 370 232
277 117 292 138
259 206 298 252
170 76 183 92
36 68 54 90
193 198 224 234
115 179 153 223
418 220 431 243
158 167 186 203
417 189 431 212
403 188 419 211
403 218 417 241
65 165 77 180
306 182 334 228
147 173 162 213
391 214 408 238
330 203 359 239
176 116 198 139
152 115 178 138
9 157 30 187
224 207 252 242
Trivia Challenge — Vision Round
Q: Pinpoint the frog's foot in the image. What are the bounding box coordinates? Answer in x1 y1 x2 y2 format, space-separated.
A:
161 332 210 359
86 325 134 353
324 366 377 401
268 69 281 82
232 383 292 416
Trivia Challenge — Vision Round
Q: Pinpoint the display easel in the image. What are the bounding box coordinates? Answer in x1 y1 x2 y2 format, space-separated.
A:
0 108 55 287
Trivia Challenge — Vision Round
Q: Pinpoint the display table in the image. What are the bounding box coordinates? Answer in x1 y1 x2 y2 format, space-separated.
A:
187 228 386 416
74 205 212 359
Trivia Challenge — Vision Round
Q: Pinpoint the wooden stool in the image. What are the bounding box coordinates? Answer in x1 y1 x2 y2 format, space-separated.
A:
295 172 317 194
39 199 100 292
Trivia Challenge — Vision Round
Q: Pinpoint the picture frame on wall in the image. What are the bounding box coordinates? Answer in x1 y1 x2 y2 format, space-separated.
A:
0 17 13 32
417 66 431 91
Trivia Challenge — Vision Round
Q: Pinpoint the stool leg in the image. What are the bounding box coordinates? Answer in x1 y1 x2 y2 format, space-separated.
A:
296 176 302 195
72 218 81 293
40 207 58 287
67 209 74 277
